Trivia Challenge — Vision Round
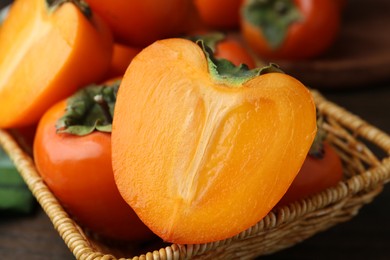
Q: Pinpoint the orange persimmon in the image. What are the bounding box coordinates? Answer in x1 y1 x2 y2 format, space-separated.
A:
112 38 317 244
182 2 210 34
216 38 257 68
105 43 141 79
85 0 192 47
241 0 340 60
194 0 244 29
277 116 343 206
0 0 113 128
277 141 343 206
34 81 154 242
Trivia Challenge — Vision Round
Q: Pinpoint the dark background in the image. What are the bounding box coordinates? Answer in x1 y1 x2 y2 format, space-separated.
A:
1 0 389 259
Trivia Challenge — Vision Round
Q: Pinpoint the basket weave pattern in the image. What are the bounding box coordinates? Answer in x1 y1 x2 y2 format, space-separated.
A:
1 90 389 259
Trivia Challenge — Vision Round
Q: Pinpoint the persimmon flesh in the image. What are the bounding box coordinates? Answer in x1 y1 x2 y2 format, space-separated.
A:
0 0 112 128
112 39 317 244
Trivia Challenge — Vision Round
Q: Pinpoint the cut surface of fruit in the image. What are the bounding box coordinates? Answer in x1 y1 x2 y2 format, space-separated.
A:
0 0 112 128
112 38 316 244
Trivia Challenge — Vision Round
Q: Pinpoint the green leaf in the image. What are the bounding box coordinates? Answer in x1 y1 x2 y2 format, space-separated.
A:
243 0 302 49
0 147 35 214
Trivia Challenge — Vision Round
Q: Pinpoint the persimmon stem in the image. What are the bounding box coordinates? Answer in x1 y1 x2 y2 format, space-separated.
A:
56 82 119 136
46 0 91 18
198 40 283 86
94 94 113 123
308 113 326 158
187 32 225 52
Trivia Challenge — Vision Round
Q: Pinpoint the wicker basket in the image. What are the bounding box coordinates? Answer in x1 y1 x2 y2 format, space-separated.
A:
0 90 389 260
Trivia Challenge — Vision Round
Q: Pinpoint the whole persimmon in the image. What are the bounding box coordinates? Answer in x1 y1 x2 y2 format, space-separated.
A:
194 0 244 29
278 141 343 206
277 117 344 206
85 0 192 47
241 0 341 60
34 81 154 242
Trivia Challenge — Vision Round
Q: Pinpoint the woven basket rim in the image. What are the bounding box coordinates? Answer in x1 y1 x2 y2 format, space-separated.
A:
0 90 389 259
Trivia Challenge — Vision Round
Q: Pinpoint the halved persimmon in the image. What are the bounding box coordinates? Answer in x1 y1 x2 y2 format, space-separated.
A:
0 0 112 128
112 38 317 244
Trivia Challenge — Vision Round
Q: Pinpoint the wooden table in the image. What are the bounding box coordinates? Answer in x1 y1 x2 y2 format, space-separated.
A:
1 0 390 259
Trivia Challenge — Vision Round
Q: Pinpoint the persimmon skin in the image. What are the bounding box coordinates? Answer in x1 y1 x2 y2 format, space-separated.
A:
85 0 192 47
241 0 340 60
33 100 154 242
277 142 343 206
194 0 244 29
0 0 113 128
105 43 141 79
336 0 348 11
112 38 317 244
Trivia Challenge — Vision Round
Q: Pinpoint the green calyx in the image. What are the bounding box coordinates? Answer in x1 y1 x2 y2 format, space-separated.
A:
56 80 120 136
242 0 302 49
187 32 226 53
308 113 326 159
197 40 283 86
46 0 92 19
